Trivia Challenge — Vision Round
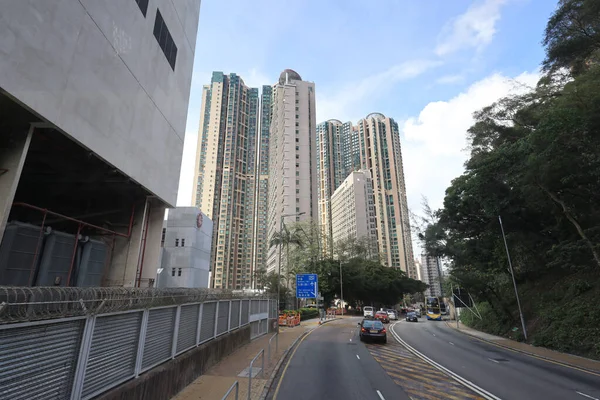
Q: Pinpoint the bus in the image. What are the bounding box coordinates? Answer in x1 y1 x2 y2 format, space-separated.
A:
426 297 443 321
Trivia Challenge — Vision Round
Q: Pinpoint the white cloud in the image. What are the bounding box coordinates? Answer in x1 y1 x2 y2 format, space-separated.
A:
435 0 507 56
436 74 465 85
402 71 539 216
317 59 442 122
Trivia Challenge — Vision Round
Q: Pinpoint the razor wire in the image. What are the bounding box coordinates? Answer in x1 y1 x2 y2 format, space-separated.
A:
0 287 273 324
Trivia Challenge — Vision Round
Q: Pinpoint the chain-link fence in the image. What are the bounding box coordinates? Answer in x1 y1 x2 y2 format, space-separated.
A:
0 293 276 400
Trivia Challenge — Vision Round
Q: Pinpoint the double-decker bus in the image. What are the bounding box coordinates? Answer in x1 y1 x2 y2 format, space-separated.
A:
426 296 443 321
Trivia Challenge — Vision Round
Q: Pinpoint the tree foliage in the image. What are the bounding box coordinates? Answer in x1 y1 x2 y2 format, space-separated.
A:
305 258 427 310
419 0 600 355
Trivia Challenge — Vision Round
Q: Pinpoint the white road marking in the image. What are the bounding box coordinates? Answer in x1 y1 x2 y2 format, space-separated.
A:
376 390 385 400
432 334 436 336
488 358 500 364
577 391 599 400
449 342 455 346
389 322 502 400
350 338 353 342
356 354 360 360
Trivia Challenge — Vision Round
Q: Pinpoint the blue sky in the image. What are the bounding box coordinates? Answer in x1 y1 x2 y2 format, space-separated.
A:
177 0 558 248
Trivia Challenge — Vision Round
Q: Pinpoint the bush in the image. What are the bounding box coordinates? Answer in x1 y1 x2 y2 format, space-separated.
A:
299 307 319 319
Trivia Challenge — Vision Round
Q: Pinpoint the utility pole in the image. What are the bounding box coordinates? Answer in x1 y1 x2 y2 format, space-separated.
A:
499 215 528 341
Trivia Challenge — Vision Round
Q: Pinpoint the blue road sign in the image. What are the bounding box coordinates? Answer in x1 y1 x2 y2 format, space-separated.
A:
296 274 318 298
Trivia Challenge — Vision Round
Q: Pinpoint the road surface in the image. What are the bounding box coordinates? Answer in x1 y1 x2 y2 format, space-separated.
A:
269 317 410 400
393 319 600 400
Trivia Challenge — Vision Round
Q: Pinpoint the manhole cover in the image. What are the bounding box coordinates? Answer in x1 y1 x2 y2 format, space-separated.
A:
238 366 263 378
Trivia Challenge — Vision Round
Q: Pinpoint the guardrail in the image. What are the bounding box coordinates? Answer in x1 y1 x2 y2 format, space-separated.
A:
0 294 276 400
267 332 278 362
221 380 239 400
247 349 265 400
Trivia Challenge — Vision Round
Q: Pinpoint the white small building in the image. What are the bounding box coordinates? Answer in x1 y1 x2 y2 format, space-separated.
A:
157 207 212 288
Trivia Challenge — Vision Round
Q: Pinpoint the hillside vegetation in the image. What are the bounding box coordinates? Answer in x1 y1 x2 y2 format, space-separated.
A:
421 0 600 360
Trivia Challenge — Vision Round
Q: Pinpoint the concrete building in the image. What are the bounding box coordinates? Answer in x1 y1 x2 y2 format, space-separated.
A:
0 1 201 287
315 119 353 255
266 70 317 274
421 254 443 297
355 113 416 278
192 72 259 289
330 170 377 251
252 85 273 279
157 207 212 288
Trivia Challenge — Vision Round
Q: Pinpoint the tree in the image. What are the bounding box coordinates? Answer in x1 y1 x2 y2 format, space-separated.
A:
543 0 600 75
269 224 304 295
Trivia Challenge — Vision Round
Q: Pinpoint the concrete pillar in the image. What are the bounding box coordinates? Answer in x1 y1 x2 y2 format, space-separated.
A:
105 198 166 287
0 126 33 244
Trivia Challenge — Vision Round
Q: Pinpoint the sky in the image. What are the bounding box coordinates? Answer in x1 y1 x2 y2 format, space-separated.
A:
176 0 559 253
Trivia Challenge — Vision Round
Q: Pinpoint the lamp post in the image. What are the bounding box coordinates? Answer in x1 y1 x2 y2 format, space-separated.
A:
339 259 344 316
498 215 528 341
277 211 305 311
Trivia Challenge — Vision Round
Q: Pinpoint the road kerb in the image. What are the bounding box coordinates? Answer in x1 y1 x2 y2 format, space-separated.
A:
444 321 600 376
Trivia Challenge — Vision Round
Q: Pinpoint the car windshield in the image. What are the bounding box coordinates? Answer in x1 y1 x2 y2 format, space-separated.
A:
408 312 415 316
363 320 384 329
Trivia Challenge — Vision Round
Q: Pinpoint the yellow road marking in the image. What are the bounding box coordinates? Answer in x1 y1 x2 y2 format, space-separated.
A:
272 328 316 400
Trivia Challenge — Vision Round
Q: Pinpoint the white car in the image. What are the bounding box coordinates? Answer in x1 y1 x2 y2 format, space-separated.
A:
363 306 374 317
386 309 398 320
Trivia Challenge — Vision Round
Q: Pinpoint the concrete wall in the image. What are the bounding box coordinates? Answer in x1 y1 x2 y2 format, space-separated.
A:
159 207 212 288
0 0 201 206
97 325 251 400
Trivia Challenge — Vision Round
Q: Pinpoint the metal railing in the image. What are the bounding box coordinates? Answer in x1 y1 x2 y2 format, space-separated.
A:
247 349 265 400
0 295 276 400
267 332 278 362
221 380 239 400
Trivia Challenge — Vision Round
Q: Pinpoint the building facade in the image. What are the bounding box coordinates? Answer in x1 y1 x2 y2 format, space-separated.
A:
421 254 443 297
192 72 259 289
330 170 377 251
315 119 354 255
266 69 317 274
355 113 416 277
252 85 273 280
0 0 201 287
159 207 212 288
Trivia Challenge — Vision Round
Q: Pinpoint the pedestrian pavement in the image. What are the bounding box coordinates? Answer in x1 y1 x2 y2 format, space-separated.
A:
446 320 600 373
171 318 334 400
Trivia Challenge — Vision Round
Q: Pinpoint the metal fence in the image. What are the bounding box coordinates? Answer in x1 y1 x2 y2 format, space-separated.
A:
0 287 275 400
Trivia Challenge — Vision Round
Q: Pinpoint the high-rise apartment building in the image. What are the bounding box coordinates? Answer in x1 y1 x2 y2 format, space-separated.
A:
316 119 353 254
331 170 378 250
252 85 273 278
266 70 317 274
192 72 259 289
421 254 443 297
355 113 416 278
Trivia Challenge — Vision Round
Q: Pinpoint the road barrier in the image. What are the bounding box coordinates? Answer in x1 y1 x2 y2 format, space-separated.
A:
221 380 239 400
247 349 265 400
268 332 278 362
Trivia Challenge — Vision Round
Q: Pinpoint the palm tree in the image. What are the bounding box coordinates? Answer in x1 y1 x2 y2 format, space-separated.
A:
269 224 304 299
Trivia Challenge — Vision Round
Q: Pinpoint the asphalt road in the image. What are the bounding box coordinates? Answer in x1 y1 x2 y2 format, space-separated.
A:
271 317 411 400
393 319 600 400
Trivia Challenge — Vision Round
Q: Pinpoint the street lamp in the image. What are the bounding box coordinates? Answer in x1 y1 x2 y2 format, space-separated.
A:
277 211 306 311
339 259 344 316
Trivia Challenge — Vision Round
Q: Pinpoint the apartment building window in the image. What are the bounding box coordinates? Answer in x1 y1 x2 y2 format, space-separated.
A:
153 10 178 70
171 268 175 277
175 238 179 246
178 268 182 277
135 0 149 16
181 238 185 247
